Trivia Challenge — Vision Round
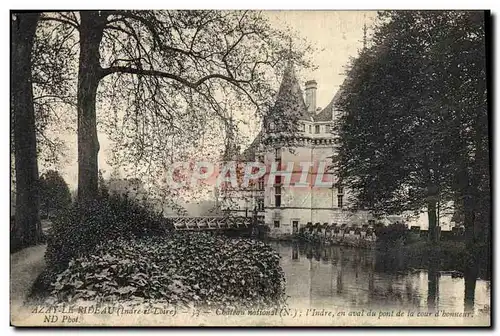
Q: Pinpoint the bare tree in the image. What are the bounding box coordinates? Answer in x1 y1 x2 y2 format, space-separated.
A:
42 10 313 204
31 17 78 168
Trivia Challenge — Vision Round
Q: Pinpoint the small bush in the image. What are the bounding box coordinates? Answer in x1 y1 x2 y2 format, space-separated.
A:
44 233 286 308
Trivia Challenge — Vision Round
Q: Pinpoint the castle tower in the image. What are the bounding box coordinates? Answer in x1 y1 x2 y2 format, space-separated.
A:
221 64 376 237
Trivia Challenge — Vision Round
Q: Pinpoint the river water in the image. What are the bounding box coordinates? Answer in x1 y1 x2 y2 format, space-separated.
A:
269 241 490 316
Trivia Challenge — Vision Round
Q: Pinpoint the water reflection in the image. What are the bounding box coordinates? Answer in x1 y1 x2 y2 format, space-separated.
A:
427 263 438 313
271 241 490 316
464 266 478 314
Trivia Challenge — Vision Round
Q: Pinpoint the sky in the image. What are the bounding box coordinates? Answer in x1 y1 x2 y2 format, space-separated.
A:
44 11 378 190
265 11 377 109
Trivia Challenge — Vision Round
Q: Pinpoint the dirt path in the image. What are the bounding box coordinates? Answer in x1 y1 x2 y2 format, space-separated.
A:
10 244 47 306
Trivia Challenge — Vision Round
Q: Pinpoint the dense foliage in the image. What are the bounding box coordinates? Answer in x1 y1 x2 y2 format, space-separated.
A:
45 194 171 271
334 11 489 247
374 223 418 248
43 233 286 308
39 170 72 218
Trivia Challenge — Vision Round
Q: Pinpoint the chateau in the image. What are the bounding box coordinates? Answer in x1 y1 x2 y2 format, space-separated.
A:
220 64 383 238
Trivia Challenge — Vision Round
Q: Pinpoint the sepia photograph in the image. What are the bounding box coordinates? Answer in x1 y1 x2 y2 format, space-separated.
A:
9 9 491 327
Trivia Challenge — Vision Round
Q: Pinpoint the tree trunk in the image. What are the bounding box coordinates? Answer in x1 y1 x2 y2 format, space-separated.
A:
77 12 106 203
463 190 477 251
427 199 438 243
423 159 439 244
11 12 43 250
458 165 481 253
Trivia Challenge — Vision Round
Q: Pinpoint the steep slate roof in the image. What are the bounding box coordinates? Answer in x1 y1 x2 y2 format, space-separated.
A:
241 66 342 159
312 88 341 122
268 63 313 123
240 130 263 161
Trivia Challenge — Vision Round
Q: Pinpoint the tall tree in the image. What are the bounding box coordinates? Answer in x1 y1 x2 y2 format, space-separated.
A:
334 11 488 246
11 12 43 248
76 11 106 203
435 12 489 253
42 10 312 204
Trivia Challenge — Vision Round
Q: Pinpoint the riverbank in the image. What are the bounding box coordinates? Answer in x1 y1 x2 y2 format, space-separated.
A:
267 232 376 249
269 233 489 279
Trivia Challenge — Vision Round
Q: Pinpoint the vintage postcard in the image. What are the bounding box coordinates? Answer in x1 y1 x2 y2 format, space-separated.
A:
10 9 491 327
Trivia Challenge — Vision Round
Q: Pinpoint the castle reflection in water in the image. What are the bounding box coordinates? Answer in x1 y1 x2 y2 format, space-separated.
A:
271 242 490 316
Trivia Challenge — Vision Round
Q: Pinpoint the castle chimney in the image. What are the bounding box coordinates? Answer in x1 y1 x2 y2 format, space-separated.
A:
305 80 317 113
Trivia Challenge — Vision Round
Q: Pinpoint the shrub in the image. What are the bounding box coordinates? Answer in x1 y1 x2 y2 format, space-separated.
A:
45 194 172 272
375 222 409 248
44 233 286 308
39 170 72 219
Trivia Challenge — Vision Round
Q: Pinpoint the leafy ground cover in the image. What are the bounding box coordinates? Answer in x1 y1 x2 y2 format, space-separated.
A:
45 196 171 269
39 232 286 308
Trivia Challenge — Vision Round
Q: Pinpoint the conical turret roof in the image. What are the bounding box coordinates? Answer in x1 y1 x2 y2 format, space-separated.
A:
266 63 313 128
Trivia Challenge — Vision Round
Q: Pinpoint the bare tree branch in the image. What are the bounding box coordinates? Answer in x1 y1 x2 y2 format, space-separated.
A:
40 15 78 29
101 66 251 88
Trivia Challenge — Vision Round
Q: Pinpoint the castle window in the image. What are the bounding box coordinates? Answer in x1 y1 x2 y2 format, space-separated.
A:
315 125 320 134
258 177 265 190
274 220 280 228
275 185 282 207
308 125 312 133
337 195 343 208
257 198 264 211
